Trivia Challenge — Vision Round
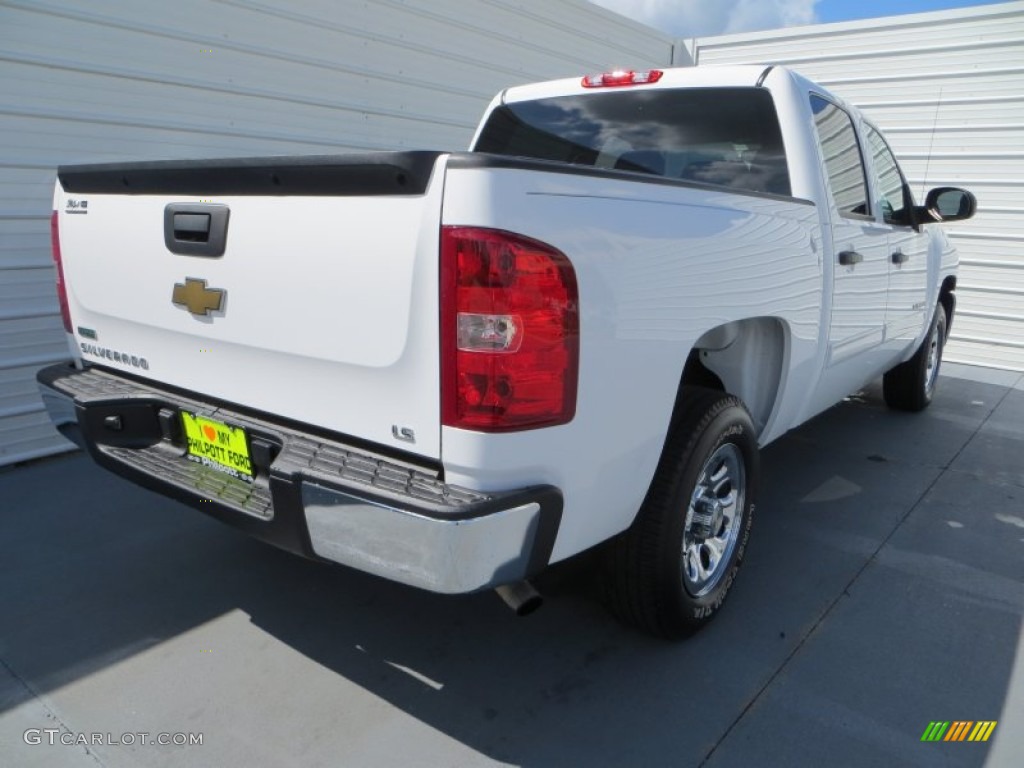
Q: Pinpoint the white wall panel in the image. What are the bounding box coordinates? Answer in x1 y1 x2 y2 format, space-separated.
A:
691 1 1024 371
0 0 672 466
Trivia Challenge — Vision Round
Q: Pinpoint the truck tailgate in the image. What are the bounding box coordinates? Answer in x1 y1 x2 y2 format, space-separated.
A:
55 152 446 460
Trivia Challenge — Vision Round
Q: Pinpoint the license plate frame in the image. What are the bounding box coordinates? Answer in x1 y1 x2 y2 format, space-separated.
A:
181 411 254 481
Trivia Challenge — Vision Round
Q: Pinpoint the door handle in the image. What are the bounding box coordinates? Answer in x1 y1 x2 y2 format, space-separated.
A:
838 250 863 266
891 251 909 264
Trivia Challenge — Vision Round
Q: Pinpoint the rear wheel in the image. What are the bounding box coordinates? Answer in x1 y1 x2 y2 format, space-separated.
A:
604 387 758 639
883 305 947 412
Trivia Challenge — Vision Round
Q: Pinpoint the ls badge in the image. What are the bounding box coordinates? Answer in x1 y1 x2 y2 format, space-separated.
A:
392 425 416 443
172 277 226 317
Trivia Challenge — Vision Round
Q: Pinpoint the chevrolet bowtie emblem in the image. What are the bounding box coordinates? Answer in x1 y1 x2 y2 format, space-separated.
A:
172 277 226 317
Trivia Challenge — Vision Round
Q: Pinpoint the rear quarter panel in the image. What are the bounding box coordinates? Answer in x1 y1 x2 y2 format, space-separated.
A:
440 163 824 560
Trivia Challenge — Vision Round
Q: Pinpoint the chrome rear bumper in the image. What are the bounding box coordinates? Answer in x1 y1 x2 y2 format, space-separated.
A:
37 362 562 594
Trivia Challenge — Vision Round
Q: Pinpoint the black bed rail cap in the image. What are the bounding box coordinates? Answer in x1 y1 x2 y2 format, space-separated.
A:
57 151 445 196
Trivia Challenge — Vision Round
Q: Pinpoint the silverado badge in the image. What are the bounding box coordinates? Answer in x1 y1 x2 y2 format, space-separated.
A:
172 277 226 317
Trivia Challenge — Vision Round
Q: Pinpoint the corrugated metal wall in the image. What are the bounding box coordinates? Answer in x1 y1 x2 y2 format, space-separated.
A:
689 1 1024 372
5 0 1021 467
0 0 671 466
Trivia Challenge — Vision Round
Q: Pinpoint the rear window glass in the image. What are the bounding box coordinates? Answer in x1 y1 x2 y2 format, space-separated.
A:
474 87 791 196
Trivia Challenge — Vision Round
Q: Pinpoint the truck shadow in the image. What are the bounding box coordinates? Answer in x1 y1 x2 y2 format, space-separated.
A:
2 370 1020 765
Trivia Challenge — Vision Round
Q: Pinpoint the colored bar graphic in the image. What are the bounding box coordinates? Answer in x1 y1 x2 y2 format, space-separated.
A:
970 722 998 742
945 721 972 741
921 720 996 742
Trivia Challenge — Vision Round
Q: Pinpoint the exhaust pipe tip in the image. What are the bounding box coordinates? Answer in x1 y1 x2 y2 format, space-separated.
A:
495 580 543 617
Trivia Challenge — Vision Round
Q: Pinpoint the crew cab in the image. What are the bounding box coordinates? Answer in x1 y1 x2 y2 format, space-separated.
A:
38 65 975 638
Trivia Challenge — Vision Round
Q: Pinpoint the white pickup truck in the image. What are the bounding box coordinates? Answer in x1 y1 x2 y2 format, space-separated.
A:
39 65 975 638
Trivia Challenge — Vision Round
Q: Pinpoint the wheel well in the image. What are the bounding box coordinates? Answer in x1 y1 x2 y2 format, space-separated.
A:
680 349 725 392
674 318 787 437
939 276 956 337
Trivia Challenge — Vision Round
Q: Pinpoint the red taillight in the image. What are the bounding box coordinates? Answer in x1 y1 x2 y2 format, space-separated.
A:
441 227 579 432
50 211 72 332
581 69 663 88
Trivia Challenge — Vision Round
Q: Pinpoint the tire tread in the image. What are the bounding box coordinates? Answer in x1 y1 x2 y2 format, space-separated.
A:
605 387 753 639
884 307 947 412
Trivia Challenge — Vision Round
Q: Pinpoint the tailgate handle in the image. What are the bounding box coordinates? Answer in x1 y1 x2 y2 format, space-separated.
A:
164 203 229 257
174 213 210 241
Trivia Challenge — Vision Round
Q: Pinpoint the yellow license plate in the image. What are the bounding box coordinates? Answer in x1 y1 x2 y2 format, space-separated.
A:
181 411 253 480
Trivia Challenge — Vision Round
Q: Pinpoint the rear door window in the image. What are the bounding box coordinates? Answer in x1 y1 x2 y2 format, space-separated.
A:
809 95 871 218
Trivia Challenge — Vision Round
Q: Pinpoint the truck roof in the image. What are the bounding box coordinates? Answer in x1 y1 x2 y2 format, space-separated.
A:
501 64 792 103
496 64 856 127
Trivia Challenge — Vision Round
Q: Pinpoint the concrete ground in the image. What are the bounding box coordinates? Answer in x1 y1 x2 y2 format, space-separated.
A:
0 362 1021 768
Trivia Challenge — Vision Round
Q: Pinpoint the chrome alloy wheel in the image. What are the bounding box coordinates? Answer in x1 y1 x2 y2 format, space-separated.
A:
682 443 746 597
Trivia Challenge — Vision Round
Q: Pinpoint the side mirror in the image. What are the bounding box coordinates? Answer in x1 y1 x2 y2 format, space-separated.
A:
917 187 977 224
